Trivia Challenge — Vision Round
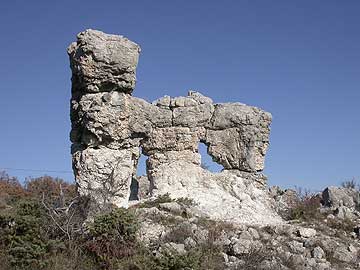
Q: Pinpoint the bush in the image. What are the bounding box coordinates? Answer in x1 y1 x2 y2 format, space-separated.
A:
25 176 76 204
0 171 28 208
175 197 197 207
112 246 158 270
0 172 93 270
155 249 203 270
136 193 173 208
341 178 357 189
288 196 322 221
88 207 138 241
196 217 235 244
0 200 49 269
46 247 99 270
285 188 322 221
164 223 194 243
85 207 139 268
155 245 225 270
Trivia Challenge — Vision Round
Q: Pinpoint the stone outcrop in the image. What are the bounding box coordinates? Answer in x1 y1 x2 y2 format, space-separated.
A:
63 30 360 270
136 184 360 270
322 186 360 209
68 29 280 224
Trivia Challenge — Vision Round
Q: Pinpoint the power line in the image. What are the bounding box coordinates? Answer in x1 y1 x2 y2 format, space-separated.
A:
0 167 73 174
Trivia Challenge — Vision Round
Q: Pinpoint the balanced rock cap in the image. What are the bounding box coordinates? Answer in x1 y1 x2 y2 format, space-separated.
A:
68 29 141 94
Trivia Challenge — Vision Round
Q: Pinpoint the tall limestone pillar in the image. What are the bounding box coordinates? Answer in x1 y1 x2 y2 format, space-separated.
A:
68 29 141 212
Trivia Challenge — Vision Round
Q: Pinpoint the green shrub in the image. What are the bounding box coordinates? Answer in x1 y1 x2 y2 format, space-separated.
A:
112 246 158 270
0 200 49 269
88 207 138 240
147 212 179 226
154 246 224 270
155 249 202 270
136 193 173 208
164 223 194 243
85 207 139 267
46 247 99 270
175 197 197 207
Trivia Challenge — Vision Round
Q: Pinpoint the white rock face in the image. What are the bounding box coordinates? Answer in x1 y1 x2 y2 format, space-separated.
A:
72 146 139 210
68 29 281 225
297 228 317 238
149 162 281 224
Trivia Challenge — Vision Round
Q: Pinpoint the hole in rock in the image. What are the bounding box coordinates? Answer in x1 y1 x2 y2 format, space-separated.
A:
136 151 148 177
198 142 224 173
129 177 139 201
129 148 148 201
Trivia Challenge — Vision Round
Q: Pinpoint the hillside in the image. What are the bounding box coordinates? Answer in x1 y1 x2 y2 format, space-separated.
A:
0 172 360 269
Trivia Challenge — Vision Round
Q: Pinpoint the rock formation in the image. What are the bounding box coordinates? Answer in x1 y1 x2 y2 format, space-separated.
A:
68 29 280 224
64 30 360 270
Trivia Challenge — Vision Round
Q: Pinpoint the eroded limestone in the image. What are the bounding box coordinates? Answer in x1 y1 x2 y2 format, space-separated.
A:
68 29 279 224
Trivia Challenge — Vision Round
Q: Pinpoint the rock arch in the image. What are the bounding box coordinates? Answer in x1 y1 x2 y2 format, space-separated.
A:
68 30 280 224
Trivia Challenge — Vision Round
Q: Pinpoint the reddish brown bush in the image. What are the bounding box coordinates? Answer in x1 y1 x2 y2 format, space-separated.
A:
25 176 76 203
287 191 322 221
0 171 29 208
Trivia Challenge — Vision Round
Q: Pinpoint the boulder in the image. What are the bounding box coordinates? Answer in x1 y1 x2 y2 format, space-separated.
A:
297 228 317 238
312 246 325 259
322 186 359 209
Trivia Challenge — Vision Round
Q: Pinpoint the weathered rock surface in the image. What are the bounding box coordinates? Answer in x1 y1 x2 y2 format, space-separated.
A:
322 186 359 209
68 29 140 94
68 29 278 224
135 194 360 270
66 30 360 270
72 146 139 210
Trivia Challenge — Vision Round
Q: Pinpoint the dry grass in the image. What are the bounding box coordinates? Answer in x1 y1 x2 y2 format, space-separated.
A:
236 246 273 270
326 217 356 234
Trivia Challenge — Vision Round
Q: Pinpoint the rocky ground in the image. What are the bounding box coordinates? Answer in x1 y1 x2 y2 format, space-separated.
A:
132 184 360 270
1 175 360 270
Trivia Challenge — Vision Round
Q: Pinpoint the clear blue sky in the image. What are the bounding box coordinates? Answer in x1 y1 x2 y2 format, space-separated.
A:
0 0 359 191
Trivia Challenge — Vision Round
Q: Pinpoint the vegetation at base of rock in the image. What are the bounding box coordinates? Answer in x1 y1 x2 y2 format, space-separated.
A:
85 207 139 266
0 200 48 269
135 193 197 209
0 171 230 270
135 193 173 208
175 197 197 207
1 170 360 270
0 172 93 270
286 192 322 221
